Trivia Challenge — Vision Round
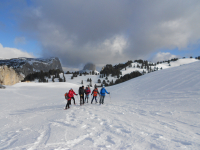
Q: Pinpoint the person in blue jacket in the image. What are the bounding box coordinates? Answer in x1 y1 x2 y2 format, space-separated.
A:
99 85 110 104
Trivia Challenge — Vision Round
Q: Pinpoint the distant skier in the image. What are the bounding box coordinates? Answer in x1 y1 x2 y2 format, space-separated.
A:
85 86 91 103
91 87 99 104
79 86 85 105
68 88 78 105
99 85 110 104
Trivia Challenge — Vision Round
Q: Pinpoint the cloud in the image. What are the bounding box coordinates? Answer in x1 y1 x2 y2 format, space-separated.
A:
0 43 34 59
152 52 177 62
15 0 200 68
14 36 26 45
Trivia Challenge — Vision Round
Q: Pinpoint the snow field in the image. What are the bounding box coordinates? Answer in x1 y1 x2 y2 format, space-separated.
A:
0 61 200 149
63 74 117 88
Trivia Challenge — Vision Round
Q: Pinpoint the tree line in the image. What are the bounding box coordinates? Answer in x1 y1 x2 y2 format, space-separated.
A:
22 69 65 83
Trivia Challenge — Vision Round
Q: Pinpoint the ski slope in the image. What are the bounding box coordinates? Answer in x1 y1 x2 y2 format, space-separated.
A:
0 61 200 149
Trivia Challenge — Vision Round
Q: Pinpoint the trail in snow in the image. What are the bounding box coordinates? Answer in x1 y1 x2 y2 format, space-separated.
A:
0 61 200 149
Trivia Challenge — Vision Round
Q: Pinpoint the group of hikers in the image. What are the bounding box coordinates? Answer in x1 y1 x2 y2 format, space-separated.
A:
64 85 110 109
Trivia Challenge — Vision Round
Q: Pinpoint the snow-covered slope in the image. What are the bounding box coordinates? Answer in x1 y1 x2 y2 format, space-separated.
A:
0 61 200 149
156 58 198 69
121 58 199 76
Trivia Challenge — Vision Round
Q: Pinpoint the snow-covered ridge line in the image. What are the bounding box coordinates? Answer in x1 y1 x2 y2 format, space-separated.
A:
0 57 58 67
120 58 199 76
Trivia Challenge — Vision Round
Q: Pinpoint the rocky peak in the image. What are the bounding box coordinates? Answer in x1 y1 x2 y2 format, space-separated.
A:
83 63 96 71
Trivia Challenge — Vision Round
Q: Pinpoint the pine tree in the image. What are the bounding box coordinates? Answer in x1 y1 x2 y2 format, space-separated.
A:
103 80 106 84
98 79 101 83
52 76 55 82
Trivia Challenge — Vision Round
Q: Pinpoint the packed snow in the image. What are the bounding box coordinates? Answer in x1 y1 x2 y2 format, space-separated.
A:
0 61 200 149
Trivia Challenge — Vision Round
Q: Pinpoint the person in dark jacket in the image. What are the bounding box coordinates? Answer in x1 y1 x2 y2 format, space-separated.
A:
99 85 110 104
79 86 85 105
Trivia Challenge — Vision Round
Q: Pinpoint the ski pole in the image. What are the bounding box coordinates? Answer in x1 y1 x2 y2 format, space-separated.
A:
77 95 80 102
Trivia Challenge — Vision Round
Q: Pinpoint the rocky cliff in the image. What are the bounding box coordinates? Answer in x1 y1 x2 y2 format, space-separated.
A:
0 65 24 85
0 57 63 85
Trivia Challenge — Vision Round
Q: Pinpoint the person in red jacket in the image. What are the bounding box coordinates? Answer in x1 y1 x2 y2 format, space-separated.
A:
68 88 78 105
85 86 91 103
91 87 99 104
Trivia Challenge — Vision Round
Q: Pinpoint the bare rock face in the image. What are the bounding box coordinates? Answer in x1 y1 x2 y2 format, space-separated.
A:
83 63 96 71
0 66 24 85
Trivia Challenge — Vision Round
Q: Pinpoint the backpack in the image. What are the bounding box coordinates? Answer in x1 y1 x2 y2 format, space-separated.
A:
93 89 98 96
85 88 90 95
100 88 105 94
64 92 68 100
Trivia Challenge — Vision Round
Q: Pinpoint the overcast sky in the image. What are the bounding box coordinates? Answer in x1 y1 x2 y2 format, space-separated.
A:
1 0 200 70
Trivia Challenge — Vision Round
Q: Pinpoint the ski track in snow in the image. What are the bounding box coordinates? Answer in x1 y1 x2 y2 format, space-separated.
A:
0 61 200 149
